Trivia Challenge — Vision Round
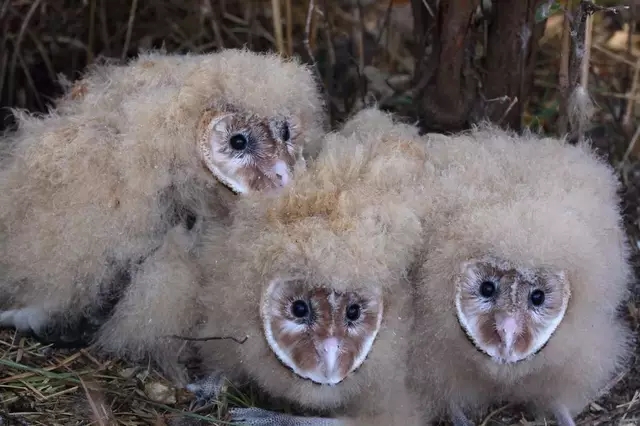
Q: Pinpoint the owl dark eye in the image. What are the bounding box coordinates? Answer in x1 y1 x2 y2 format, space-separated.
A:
346 304 361 322
530 289 545 306
229 134 248 150
479 281 496 298
291 300 309 318
281 123 290 142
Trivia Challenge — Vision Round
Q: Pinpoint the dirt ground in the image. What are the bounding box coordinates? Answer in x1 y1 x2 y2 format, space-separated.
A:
0 0 639 424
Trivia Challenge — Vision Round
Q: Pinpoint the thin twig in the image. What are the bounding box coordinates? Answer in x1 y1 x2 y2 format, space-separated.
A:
16 50 43 110
271 0 285 55
592 43 637 68
7 0 41 107
99 0 111 55
122 0 139 60
247 0 256 49
320 0 336 67
220 24 245 47
623 57 640 129
304 0 316 62
354 0 367 108
591 90 640 102
79 377 108 426
374 0 394 47
497 97 519 126
420 0 435 18
580 1 629 14
0 351 83 384
580 3 592 89
87 0 96 64
622 124 640 165
169 334 248 344
303 0 337 118
479 403 515 426
560 0 617 139
558 2 572 135
574 0 595 142
25 30 56 86
303 0 327 105
208 0 225 49
629 0 637 59
0 0 10 21
285 0 293 56
353 1 365 73
320 0 340 121
626 0 638 129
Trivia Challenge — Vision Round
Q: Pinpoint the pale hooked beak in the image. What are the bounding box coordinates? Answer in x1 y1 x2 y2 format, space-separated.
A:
316 337 342 385
495 312 520 356
272 160 290 187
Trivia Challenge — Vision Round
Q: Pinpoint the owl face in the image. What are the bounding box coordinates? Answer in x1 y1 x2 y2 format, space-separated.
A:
261 279 384 386
198 104 305 194
454 258 571 364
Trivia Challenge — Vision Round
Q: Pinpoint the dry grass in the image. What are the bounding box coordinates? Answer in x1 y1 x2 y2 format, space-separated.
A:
0 0 639 425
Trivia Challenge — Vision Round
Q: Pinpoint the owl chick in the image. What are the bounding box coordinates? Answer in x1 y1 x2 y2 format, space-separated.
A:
408 124 634 426
0 49 326 356
185 109 428 425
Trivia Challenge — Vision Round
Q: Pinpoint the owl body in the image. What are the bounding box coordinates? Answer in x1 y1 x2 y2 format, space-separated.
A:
409 125 633 425
0 49 326 375
190 108 427 425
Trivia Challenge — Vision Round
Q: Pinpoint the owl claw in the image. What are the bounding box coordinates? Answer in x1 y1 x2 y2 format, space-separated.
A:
185 372 226 411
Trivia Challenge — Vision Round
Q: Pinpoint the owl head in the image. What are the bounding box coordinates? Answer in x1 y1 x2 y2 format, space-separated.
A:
197 102 305 194
260 278 384 385
455 256 571 364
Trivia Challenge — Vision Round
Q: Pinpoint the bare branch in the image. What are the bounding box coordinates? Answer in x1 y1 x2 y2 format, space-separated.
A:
169 334 249 345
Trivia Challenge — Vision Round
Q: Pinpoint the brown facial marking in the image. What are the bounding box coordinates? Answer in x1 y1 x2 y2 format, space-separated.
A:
476 312 533 356
289 289 334 372
477 316 501 348
235 119 296 192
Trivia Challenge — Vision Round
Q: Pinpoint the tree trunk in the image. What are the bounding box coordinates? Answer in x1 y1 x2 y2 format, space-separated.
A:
411 0 547 133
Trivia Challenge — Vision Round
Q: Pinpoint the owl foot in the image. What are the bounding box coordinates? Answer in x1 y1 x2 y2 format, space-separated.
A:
551 404 576 426
185 372 227 411
228 407 343 426
1 306 103 349
0 307 48 333
449 404 475 426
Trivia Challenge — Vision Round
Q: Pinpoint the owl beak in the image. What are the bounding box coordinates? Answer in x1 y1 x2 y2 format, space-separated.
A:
495 312 520 355
272 160 290 187
317 337 342 384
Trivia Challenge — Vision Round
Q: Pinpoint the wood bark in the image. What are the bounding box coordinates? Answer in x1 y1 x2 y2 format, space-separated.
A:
411 0 547 133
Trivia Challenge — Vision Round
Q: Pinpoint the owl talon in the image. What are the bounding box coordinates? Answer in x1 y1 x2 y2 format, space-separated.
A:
185 373 226 410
